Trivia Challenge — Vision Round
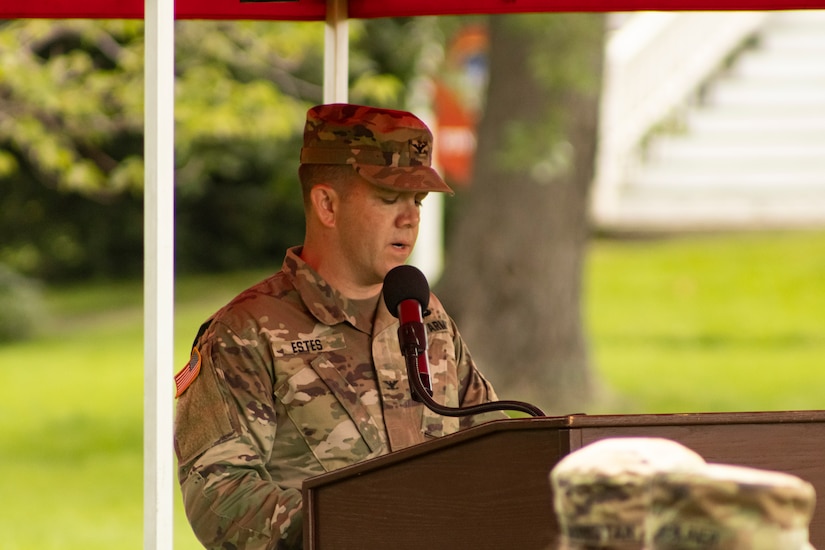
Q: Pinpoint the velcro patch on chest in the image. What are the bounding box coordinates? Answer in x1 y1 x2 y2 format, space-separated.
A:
426 319 448 333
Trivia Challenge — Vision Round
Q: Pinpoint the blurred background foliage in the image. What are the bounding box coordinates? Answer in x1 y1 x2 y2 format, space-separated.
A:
0 17 444 284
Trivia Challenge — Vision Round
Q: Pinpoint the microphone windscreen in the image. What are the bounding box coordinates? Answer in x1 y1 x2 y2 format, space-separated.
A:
382 265 430 317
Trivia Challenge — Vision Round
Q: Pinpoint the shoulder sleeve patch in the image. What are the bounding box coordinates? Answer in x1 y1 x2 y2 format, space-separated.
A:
174 348 202 397
173 346 235 465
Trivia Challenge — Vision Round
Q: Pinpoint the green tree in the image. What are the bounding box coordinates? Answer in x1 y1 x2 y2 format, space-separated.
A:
0 18 433 280
437 14 606 414
0 20 147 279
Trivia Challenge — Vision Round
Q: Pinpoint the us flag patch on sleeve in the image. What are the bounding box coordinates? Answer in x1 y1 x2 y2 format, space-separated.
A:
174 348 202 397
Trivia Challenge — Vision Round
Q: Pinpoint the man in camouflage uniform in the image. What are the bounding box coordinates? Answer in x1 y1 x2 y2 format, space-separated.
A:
174 103 505 550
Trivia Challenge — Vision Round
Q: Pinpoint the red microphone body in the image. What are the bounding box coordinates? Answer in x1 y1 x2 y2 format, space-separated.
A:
383 265 434 400
396 298 433 398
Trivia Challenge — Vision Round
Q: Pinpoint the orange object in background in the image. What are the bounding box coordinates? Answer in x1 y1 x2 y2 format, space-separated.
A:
433 82 477 187
432 24 489 188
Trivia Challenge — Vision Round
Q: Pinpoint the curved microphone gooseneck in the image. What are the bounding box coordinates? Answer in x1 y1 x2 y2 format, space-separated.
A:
382 265 546 418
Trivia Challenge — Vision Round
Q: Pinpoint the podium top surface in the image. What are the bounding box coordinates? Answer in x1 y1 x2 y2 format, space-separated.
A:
303 409 825 490
564 409 825 427
302 409 825 550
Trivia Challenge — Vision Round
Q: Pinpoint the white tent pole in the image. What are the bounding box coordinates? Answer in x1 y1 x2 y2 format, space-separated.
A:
324 0 349 103
144 0 175 548
409 107 445 283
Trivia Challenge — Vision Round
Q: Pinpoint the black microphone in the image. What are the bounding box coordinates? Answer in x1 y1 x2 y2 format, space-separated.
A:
383 265 433 399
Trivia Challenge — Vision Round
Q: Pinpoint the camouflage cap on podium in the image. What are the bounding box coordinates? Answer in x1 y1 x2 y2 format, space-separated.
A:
300 103 453 195
646 463 817 550
550 437 707 549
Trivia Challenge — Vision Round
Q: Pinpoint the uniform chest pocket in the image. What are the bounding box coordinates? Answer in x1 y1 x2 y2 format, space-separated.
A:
273 360 384 472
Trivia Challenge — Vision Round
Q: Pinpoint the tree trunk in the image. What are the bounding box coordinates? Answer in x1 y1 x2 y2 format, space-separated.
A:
436 14 606 415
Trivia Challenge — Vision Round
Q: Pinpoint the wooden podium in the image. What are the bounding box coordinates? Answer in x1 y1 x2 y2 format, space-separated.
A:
303 410 825 550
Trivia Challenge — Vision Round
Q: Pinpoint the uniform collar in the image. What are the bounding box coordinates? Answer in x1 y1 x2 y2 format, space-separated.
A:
283 246 376 332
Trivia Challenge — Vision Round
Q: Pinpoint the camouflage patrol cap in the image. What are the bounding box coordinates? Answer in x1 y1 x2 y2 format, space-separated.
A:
300 103 453 195
550 438 707 550
646 463 817 550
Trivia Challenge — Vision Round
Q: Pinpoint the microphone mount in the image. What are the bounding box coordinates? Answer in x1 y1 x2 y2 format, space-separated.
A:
403 348 546 418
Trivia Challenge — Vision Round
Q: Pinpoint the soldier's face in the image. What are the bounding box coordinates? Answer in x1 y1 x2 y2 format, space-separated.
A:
336 175 427 286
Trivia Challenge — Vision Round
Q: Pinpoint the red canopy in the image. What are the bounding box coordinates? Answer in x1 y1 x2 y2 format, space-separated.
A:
4 0 825 20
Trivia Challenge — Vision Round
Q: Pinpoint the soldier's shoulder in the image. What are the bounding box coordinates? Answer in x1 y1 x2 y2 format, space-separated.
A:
188 271 296 341
217 271 296 314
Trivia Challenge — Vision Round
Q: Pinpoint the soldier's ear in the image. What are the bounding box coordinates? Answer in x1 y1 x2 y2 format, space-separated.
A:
309 184 339 228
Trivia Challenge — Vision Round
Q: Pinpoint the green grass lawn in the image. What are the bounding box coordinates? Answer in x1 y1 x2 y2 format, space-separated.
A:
586 231 825 413
1 271 272 550
1 231 823 549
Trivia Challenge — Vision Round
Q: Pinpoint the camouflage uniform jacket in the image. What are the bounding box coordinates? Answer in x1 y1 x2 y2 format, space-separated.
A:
174 247 504 550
